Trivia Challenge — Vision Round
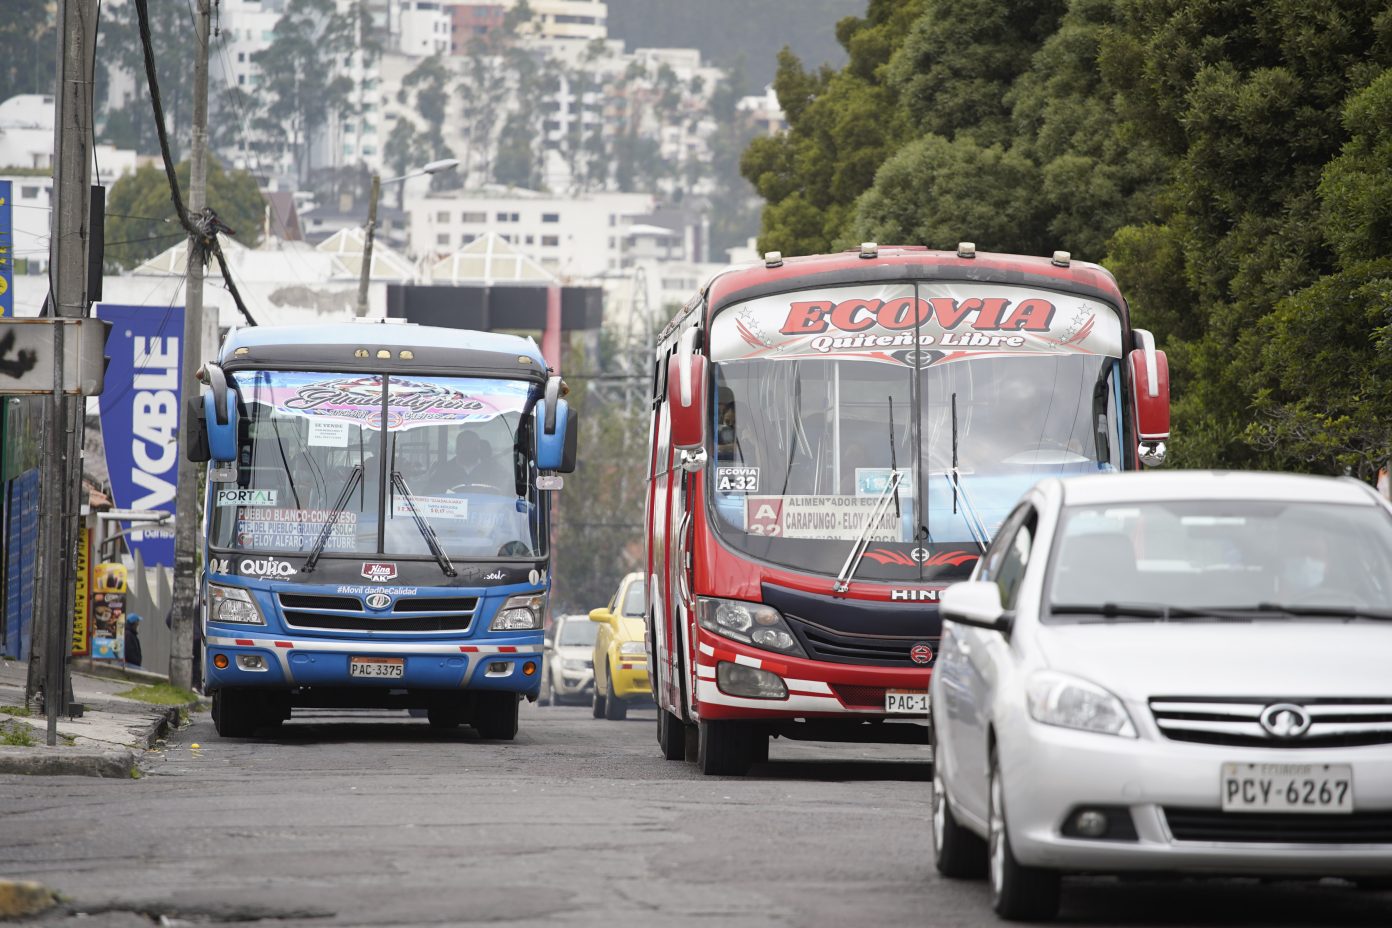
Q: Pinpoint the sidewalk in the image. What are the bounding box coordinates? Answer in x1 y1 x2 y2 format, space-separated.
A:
0 657 198 778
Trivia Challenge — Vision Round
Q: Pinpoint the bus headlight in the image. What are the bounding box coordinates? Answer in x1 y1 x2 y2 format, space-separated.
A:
696 597 806 658
209 584 265 625
491 594 545 631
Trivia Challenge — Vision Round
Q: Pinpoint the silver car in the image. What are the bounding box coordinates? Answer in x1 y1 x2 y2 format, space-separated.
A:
539 614 598 705
930 471 1392 921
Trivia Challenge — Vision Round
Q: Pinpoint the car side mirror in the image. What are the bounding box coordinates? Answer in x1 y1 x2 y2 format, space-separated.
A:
940 581 1013 633
588 608 613 625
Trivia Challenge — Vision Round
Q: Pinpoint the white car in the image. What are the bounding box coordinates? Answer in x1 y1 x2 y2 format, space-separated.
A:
930 471 1392 921
539 614 597 705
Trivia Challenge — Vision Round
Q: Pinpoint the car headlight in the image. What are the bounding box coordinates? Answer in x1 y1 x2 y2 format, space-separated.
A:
619 641 646 656
209 584 265 626
561 658 590 671
491 594 545 631
1026 671 1136 737
696 597 806 658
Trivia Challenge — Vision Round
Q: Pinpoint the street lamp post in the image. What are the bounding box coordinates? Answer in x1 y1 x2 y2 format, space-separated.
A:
356 158 459 316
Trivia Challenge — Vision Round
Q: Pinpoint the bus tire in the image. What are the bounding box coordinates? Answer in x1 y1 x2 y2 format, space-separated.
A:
212 690 257 738
657 708 686 760
427 704 463 729
473 693 519 741
698 720 754 776
603 676 628 721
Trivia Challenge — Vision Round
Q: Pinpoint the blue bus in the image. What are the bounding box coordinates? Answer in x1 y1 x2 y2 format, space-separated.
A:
186 322 577 739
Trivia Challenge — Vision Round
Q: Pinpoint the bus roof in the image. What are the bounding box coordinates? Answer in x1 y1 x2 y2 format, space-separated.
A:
698 247 1127 336
218 322 549 379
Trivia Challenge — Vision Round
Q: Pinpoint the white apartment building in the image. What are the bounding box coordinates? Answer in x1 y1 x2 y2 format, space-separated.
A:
396 0 453 56
406 187 656 278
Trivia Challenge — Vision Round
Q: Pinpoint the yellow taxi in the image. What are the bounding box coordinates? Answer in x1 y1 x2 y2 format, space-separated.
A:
590 572 649 720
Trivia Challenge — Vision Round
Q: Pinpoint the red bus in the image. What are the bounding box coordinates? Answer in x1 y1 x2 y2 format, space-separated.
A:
644 244 1171 775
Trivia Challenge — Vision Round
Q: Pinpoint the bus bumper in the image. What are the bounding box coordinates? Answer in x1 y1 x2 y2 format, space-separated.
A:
692 630 929 722
203 633 543 696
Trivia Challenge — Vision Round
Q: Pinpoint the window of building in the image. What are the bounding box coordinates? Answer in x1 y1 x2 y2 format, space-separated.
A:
238 74 246 85
499 234 511 243
524 235 534 245
541 235 559 247
436 211 450 223
462 234 476 244
20 186 40 199
436 233 450 246
362 145 376 155
461 211 486 223
542 213 559 223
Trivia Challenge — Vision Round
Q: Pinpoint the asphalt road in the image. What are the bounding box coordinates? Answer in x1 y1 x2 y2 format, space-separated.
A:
2 701 1389 927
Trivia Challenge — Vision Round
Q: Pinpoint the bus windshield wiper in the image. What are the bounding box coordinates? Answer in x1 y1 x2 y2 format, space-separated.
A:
302 464 362 573
834 469 902 593
944 393 988 553
391 471 457 578
1255 603 1392 622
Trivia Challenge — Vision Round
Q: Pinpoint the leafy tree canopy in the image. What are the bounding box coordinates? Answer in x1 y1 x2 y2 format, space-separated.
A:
104 160 264 271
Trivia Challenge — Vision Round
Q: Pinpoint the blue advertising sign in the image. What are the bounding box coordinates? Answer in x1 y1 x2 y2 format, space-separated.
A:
0 180 12 316
3 468 39 660
96 304 185 566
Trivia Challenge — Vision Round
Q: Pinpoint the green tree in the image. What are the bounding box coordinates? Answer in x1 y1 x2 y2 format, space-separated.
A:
98 0 198 159
251 0 353 185
739 1 930 254
104 160 265 271
0 0 55 105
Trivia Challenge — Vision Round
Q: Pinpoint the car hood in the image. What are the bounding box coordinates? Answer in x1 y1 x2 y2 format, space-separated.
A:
1033 621 1392 700
615 617 646 643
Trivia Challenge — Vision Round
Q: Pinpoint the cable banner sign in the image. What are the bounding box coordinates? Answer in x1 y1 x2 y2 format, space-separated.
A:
96 304 185 567
0 180 11 317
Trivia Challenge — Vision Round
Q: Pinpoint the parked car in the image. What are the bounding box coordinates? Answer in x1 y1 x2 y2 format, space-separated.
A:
539 614 597 705
590 572 650 720
930 471 1392 921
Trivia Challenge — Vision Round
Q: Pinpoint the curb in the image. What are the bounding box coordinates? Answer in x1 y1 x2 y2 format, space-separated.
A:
0 702 196 779
71 659 172 686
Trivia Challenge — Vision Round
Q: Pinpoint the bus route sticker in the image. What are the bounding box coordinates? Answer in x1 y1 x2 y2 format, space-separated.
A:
716 466 759 493
745 495 903 542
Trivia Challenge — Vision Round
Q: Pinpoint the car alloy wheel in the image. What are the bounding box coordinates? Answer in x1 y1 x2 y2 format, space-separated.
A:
988 753 1060 920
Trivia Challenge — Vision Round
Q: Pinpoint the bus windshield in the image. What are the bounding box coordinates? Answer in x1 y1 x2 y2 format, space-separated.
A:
209 371 545 561
705 282 1124 583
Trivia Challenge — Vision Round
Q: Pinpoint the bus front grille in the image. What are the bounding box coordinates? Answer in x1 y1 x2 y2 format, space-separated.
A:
276 594 477 634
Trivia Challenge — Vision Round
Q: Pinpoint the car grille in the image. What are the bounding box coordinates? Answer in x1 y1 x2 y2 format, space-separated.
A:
1149 697 1392 748
1164 808 1392 844
277 593 478 634
785 616 938 668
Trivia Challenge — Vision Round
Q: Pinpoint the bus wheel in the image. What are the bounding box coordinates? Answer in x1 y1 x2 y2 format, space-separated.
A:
474 693 519 741
657 708 686 760
212 690 257 738
698 720 755 776
427 702 464 729
603 677 628 721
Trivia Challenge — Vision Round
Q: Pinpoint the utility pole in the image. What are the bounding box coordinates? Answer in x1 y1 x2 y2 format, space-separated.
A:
356 173 379 316
169 0 212 691
38 0 98 744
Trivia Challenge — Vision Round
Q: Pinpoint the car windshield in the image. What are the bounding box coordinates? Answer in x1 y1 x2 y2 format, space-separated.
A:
558 620 599 646
620 579 646 617
1047 499 1392 618
706 282 1123 583
208 370 545 561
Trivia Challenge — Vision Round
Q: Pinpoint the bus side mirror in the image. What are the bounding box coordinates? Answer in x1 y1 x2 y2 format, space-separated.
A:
1128 329 1170 467
667 352 706 450
202 363 239 463
185 396 211 463
536 398 577 473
